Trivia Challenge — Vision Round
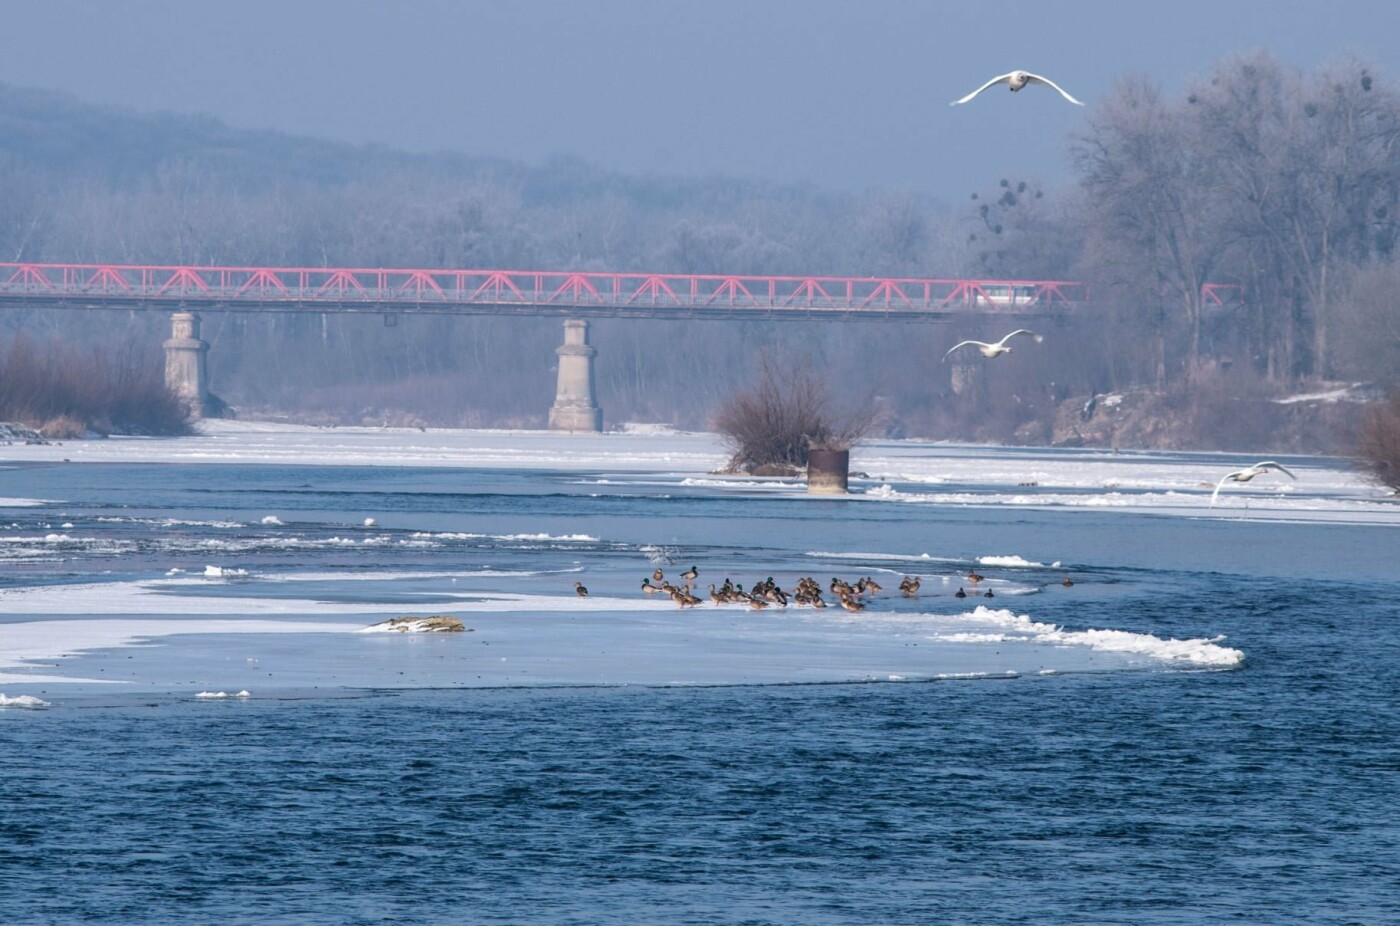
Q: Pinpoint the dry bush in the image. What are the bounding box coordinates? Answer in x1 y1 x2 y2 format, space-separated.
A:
38 415 89 439
0 335 192 436
1176 367 1280 451
712 354 873 473
1356 392 1400 492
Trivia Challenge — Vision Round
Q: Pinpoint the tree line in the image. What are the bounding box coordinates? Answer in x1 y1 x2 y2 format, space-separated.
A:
1 52 1397 449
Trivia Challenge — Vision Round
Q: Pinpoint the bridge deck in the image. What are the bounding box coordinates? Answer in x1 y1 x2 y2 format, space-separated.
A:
0 262 1087 322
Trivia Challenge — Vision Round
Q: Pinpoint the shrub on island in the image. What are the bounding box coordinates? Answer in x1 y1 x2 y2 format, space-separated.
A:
712 354 875 478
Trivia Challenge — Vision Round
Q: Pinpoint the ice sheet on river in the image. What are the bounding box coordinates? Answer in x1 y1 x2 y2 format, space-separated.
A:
0 571 1241 692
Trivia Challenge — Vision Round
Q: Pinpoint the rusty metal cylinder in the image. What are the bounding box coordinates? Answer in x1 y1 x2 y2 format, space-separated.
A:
806 448 850 494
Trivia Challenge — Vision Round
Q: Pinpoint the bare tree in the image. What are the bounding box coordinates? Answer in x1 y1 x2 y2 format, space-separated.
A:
965 178 1082 280
1332 260 1400 387
1074 74 1230 380
1187 52 1400 380
712 354 874 473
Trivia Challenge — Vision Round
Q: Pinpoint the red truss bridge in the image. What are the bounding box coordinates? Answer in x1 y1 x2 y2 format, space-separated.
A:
0 261 1118 322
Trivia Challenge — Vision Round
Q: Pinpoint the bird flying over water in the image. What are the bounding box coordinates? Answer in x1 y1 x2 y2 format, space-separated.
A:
943 329 1043 361
951 70 1085 106
1210 461 1297 504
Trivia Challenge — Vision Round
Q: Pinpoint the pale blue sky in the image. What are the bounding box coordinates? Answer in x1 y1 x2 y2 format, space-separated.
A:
2 0 1395 200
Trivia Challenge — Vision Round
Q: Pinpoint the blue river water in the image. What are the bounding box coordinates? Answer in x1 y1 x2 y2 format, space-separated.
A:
1 456 1397 924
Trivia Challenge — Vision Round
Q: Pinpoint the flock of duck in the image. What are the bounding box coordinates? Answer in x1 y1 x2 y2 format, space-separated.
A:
574 566 1076 612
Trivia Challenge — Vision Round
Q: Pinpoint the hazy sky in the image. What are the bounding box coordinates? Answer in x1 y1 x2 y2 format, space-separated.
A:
3 0 1398 201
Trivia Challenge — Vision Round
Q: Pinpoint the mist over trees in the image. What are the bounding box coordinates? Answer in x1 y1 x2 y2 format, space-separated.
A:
1075 53 1400 387
1 52 1397 450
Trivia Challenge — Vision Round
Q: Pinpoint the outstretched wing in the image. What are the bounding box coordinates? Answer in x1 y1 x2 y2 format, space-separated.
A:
1210 473 1238 505
943 340 984 361
1025 72 1086 105
951 72 1014 106
997 329 1043 347
1253 461 1297 479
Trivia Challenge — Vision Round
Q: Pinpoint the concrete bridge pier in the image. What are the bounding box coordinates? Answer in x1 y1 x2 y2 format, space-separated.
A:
548 318 603 432
163 310 213 418
949 358 982 396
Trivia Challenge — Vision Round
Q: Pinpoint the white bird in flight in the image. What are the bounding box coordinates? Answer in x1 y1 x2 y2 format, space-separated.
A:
1210 461 1297 504
943 329 1043 361
951 70 1086 106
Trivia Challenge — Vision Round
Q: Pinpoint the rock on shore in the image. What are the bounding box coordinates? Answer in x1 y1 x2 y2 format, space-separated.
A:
360 615 469 633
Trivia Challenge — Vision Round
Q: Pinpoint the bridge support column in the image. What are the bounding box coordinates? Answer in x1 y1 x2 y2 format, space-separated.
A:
949 358 982 395
548 319 602 432
164 311 212 418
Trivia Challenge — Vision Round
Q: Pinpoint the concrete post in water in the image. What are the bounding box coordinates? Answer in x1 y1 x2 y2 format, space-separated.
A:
163 311 212 418
806 448 850 495
548 318 603 432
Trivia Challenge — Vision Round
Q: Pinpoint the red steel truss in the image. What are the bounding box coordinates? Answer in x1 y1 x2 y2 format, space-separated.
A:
0 262 1100 321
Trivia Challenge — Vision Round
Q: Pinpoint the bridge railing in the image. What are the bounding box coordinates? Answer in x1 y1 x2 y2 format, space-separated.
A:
0 262 1086 316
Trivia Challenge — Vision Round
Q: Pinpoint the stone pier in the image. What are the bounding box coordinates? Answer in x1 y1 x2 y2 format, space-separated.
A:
163 311 212 418
548 319 603 432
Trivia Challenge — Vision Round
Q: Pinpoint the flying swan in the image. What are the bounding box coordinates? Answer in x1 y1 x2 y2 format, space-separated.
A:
1210 461 1297 504
943 329 1043 361
951 70 1085 106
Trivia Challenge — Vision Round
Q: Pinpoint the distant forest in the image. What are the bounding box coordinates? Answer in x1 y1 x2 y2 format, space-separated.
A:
1 51 1397 448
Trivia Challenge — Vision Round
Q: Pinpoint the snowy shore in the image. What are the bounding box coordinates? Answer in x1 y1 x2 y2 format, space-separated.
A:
7 418 1390 521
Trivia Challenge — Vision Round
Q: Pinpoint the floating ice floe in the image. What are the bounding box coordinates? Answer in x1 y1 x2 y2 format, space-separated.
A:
260 515 283 526
977 555 1044 568
203 565 250 578
930 606 1244 668
195 690 251 699
0 693 50 708
363 517 377 527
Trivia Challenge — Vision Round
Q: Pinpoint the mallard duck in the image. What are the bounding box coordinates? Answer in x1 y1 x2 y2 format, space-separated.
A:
900 576 921 597
954 587 967 599
681 565 698 581
1061 576 1074 587
983 588 995 598
574 580 589 598
652 567 665 583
